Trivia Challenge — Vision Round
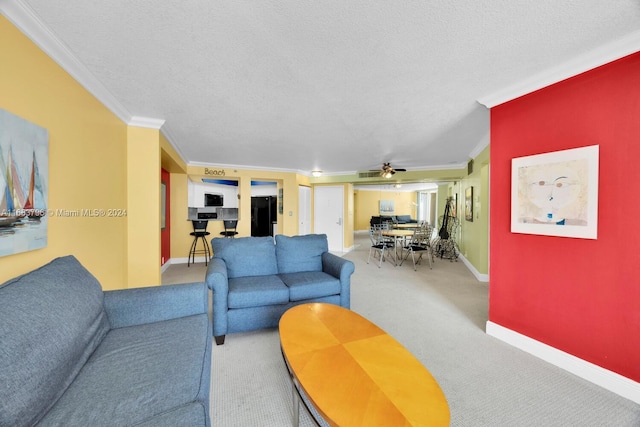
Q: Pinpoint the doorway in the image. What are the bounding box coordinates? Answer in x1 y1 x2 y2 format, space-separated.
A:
314 186 344 252
298 185 311 235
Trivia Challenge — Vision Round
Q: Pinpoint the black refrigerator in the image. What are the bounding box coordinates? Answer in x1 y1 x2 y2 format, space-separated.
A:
251 196 277 236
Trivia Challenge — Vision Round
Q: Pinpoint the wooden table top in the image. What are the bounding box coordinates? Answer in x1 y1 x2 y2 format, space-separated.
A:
279 303 450 427
394 223 422 229
382 229 415 237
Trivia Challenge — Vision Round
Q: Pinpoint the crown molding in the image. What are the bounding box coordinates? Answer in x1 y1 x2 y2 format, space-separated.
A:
354 183 438 192
423 161 468 171
0 0 136 123
478 30 640 108
468 137 490 161
187 161 302 175
128 116 165 129
185 162 469 177
160 124 189 162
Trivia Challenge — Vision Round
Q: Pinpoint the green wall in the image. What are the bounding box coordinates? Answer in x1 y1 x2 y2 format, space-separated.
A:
456 146 489 278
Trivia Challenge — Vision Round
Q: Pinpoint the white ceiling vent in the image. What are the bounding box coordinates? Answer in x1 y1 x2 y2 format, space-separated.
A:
358 171 382 178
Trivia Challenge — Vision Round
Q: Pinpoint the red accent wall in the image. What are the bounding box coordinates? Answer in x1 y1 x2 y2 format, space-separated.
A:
160 168 171 265
490 52 640 382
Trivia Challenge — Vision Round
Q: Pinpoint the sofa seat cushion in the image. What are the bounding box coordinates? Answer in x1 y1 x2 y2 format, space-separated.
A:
228 275 289 309
212 236 277 278
275 234 328 274
38 314 209 426
279 271 341 302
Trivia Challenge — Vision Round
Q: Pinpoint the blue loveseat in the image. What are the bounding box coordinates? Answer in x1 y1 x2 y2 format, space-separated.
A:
205 234 355 345
0 256 211 427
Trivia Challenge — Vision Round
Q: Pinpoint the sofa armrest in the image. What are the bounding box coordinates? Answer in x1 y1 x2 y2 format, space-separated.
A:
205 258 230 337
205 258 229 293
322 252 355 308
104 282 208 329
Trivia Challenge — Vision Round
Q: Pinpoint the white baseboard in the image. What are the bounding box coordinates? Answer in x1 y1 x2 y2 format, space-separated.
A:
457 253 489 282
160 260 171 273
342 245 354 254
486 321 640 405
167 256 208 265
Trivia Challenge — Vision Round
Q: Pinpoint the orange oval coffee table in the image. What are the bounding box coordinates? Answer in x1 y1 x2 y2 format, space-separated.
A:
279 303 450 426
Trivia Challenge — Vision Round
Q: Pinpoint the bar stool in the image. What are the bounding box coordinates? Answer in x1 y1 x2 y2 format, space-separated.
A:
188 220 211 267
219 220 238 238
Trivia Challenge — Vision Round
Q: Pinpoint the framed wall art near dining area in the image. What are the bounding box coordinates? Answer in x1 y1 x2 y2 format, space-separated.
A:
379 199 394 214
465 187 473 222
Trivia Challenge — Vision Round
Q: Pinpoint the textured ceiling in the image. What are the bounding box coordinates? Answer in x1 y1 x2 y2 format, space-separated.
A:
7 1 640 175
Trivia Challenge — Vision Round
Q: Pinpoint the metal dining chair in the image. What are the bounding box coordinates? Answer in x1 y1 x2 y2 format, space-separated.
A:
400 229 433 270
367 226 393 268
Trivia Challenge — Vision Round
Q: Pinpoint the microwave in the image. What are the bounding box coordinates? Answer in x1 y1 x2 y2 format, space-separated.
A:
204 193 223 207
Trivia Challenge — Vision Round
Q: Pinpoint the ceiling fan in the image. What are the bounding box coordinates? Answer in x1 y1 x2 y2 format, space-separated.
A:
373 163 407 179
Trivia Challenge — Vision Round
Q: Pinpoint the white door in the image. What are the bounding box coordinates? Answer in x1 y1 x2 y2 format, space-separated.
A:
298 185 311 235
314 186 344 252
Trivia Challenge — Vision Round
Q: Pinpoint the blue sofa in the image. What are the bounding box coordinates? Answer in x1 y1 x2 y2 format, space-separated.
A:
206 234 355 345
370 215 418 226
0 255 211 427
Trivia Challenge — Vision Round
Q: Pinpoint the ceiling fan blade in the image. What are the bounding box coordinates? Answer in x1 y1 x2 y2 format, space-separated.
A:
394 168 407 172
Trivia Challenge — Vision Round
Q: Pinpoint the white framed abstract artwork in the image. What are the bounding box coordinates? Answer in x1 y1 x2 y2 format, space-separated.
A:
511 145 599 239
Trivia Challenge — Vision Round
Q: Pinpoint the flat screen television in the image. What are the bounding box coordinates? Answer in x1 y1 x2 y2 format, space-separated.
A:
205 193 223 207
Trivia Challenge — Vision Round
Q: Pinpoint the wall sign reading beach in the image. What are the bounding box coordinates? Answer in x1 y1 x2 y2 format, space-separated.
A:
511 145 599 239
0 109 49 257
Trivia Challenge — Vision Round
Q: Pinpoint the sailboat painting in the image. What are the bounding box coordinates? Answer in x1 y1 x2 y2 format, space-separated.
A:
0 109 49 257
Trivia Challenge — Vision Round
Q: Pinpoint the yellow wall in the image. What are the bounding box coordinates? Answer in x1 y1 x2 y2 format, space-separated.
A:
1 17 164 289
160 134 187 174
169 172 191 262
1 17 129 289
345 183 354 250
354 188 417 231
126 127 161 287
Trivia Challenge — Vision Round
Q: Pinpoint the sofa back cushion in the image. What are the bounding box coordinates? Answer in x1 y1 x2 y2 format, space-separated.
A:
212 236 278 279
0 255 111 427
396 215 412 223
275 234 328 274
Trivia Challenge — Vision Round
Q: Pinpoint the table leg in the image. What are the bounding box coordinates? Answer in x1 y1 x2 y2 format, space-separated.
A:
388 236 400 266
292 377 300 427
395 236 405 265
